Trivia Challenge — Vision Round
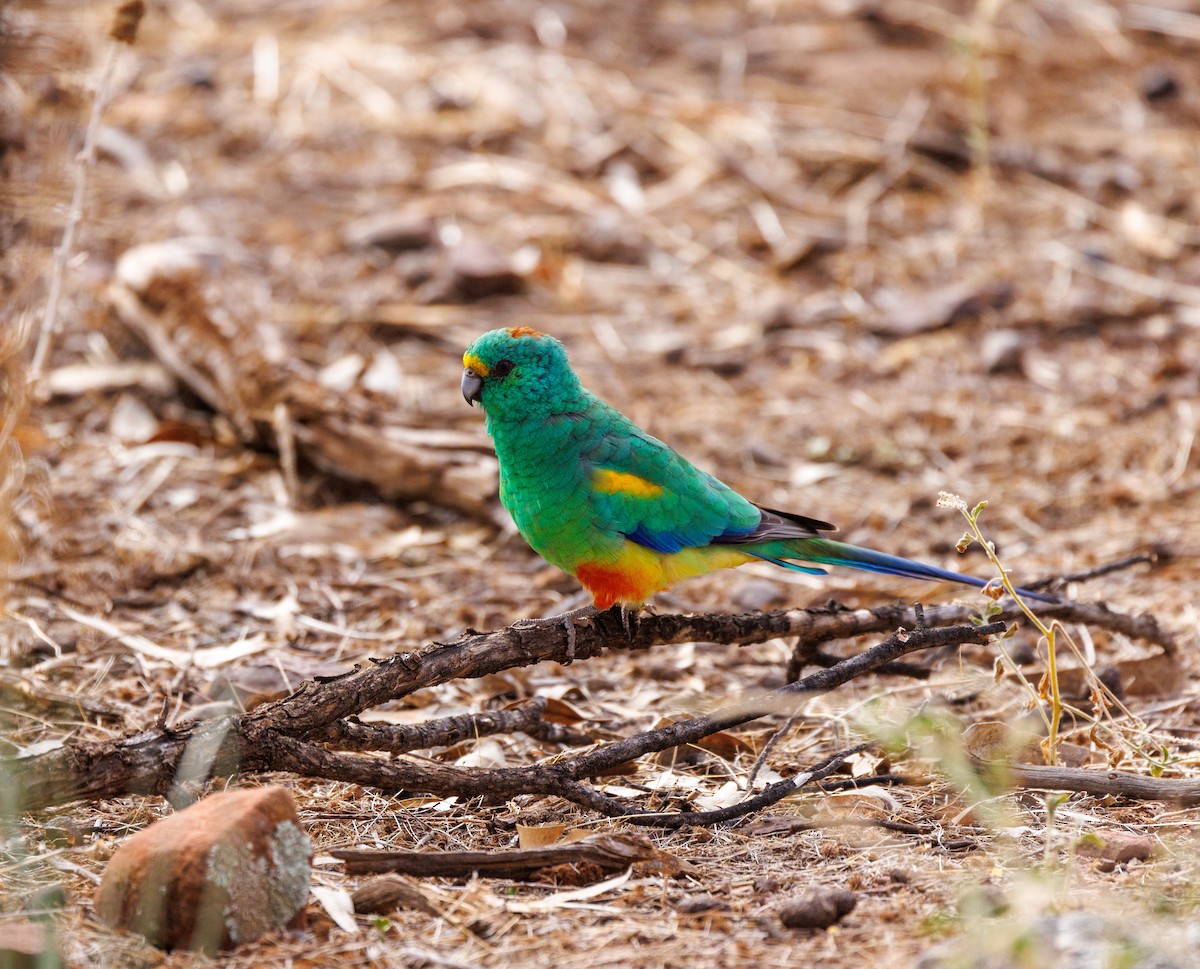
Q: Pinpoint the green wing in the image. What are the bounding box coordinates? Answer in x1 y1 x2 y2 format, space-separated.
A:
580 399 761 553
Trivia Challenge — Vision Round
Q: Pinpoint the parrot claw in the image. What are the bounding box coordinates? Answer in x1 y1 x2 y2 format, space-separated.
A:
615 603 642 640
513 605 597 665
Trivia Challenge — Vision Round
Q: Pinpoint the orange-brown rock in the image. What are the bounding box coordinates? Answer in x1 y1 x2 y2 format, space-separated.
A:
95 786 311 953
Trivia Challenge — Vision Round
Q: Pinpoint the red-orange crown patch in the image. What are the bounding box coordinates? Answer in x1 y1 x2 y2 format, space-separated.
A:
506 326 545 339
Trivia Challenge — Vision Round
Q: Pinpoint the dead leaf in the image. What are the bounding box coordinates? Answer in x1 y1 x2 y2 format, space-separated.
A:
517 823 566 849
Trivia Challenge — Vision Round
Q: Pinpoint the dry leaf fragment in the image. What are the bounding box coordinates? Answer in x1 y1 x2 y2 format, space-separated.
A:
311 885 358 933
517 823 566 849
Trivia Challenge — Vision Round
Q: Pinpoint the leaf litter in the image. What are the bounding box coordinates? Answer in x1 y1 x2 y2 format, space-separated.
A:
3 0 1200 967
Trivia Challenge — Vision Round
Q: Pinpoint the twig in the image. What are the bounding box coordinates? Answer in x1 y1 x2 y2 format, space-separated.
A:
786 596 1176 682
1024 551 1165 592
554 744 870 829
746 712 802 791
29 43 120 380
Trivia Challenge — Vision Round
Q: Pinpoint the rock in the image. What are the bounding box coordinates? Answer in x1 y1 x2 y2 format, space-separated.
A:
779 886 857 929
1077 829 1154 866
95 786 312 953
0 920 62 969
575 209 647 264
868 280 1014 337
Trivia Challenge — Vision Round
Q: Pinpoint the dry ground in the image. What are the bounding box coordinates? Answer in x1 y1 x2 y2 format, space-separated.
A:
3 0 1200 966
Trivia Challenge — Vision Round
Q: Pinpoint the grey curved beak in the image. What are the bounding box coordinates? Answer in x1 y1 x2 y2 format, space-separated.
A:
461 368 483 406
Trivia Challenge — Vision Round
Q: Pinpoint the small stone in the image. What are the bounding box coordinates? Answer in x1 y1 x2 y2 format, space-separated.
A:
95 786 312 953
0 920 62 969
575 209 647 264
779 886 857 930
1077 829 1154 866
41 821 86 848
676 894 728 915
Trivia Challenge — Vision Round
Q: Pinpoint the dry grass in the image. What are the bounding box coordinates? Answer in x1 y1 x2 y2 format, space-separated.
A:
3 0 1200 966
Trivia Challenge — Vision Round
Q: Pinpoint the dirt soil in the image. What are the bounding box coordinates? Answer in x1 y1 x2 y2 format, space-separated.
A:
3 0 1200 966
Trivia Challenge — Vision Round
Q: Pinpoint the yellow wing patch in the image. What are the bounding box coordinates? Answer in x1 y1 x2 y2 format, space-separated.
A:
592 469 664 498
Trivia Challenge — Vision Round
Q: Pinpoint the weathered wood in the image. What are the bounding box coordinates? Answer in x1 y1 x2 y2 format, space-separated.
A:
334 833 690 878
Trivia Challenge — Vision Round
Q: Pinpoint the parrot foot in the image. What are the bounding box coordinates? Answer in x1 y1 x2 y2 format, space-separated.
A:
513 605 596 665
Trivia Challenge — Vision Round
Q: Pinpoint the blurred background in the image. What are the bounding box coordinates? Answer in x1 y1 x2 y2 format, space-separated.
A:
2 0 1199 963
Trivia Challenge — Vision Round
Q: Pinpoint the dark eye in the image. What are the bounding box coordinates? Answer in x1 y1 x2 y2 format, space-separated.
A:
493 359 514 379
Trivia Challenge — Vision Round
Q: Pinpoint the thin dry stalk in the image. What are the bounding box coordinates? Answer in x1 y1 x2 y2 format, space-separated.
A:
0 319 31 615
28 44 119 380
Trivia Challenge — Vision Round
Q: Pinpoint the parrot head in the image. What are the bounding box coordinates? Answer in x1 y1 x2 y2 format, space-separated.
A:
462 327 581 416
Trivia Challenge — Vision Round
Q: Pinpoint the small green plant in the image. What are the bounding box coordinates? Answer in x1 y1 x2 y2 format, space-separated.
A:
1042 792 1070 868
939 492 1066 765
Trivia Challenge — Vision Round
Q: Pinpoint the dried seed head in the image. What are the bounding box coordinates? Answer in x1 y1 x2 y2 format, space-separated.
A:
937 491 966 512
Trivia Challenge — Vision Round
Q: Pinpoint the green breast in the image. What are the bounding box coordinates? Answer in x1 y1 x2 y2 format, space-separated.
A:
488 409 621 573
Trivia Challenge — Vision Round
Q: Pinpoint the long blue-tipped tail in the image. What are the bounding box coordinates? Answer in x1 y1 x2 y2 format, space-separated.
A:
748 538 1056 602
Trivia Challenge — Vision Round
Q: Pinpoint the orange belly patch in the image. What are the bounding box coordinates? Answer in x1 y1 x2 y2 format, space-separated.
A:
574 562 658 610
574 544 758 609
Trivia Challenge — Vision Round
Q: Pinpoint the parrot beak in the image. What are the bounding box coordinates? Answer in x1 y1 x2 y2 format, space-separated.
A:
461 368 483 406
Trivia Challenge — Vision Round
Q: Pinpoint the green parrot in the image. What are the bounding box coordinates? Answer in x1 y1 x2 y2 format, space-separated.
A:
462 327 1048 609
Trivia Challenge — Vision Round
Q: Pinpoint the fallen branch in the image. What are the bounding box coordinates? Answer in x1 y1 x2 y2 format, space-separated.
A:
7 608 1003 811
983 759 1200 806
333 832 691 878
5 598 1173 825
